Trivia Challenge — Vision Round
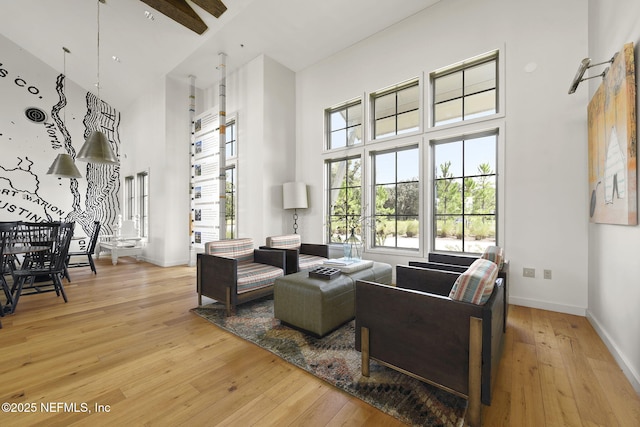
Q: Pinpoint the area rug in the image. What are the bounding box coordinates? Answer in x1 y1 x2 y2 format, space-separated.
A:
192 297 467 427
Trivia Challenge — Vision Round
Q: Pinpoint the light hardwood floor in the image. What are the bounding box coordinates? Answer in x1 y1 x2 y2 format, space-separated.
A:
1 259 639 426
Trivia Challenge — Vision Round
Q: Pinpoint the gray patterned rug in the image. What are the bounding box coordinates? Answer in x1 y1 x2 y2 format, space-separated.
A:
192 297 467 427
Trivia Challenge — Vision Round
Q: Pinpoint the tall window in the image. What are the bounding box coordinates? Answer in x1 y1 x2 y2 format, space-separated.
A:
432 53 497 126
433 131 497 253
372 80 420 139
326 100 362 150
137 171 149 238
225 166 236 239
124 175 134 220
226 119 237 158
327 157 361 243
372 146 420 249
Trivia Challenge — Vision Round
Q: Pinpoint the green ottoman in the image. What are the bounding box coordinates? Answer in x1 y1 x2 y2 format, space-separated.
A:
274 261 392 337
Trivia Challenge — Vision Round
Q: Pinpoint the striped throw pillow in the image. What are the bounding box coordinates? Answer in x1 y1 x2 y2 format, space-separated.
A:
449 258 498 305
480 246 504 270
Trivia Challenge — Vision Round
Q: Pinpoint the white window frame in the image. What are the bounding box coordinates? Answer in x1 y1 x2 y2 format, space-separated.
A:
430 129 499 254
224 114 238 238
428 48 505 130
124 175 134 221
425 47 505 254
225 117 238 160
321 47 505 255
369 78 422 142
137 171 149 238
370 144 421 251
325 98 364 151
325 155 363 245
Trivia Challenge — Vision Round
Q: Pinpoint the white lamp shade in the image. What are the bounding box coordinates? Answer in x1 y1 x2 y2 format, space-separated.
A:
283 182 308 209
77 130 119 165
46 153 82 178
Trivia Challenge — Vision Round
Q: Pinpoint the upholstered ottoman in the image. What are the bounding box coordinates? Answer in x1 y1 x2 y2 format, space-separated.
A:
274 261 392 337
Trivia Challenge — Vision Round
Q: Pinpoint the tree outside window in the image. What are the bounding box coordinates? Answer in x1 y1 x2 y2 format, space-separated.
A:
225 166 236 239
433 132 497 253
327 157 361 243
372 146 419 249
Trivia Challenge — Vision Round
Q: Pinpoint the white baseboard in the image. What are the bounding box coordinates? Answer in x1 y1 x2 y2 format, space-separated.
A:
586 310 640 394
508 296 586 316
142 256 190 267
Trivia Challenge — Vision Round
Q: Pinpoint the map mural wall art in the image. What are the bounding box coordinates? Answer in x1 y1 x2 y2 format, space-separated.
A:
0 35 121 241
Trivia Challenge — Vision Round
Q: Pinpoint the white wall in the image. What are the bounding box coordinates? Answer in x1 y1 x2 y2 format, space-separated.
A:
121 75 191 266
295 0 590 313
163 75 191 265
587 0 640 392
120 76 164 265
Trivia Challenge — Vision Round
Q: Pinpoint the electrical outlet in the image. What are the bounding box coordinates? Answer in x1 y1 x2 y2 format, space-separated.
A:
523 267 535 278
544 269 552 280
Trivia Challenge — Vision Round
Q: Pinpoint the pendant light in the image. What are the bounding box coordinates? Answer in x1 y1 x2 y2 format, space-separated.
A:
76 0 119 165
47 47 82 179
47 154 83 178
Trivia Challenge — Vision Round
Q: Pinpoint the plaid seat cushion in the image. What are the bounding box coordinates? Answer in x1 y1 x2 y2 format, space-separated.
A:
237 261 284 294
265 234 301 250
298 254 326 271
205 238 254 263
449 258 498 305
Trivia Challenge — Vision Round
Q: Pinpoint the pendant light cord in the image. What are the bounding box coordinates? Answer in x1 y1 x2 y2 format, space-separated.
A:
63 47 68 124
97 0 101 101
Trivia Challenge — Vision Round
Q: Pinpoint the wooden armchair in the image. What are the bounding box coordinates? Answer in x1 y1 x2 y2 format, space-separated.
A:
197 238 285 316
411 248 509 332
355 264 505 427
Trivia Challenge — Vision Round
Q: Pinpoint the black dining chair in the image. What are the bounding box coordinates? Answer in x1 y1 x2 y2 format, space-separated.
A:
10 222 75 314
0 223 16 328
66 221 101 276
1 221 20 274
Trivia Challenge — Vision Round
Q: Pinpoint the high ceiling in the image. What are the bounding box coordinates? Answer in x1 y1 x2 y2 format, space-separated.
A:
0 0 441 110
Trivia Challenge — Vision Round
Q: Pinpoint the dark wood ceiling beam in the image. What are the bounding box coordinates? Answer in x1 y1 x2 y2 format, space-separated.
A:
191 0 227 19
140 0 208 34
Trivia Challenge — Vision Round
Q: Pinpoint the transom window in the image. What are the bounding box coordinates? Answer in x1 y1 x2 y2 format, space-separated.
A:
432 53 497 126
327 157 361 243
372 146 420 249
372 80 420 139
433 131 497 253
225 119 237 158
326 101 362 150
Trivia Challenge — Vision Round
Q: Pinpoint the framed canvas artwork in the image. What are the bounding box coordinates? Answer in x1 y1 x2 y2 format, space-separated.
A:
588 42 637 225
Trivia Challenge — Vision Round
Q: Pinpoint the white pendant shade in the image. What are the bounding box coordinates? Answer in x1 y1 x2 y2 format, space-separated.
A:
47 153 82 178
77 130 119 165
